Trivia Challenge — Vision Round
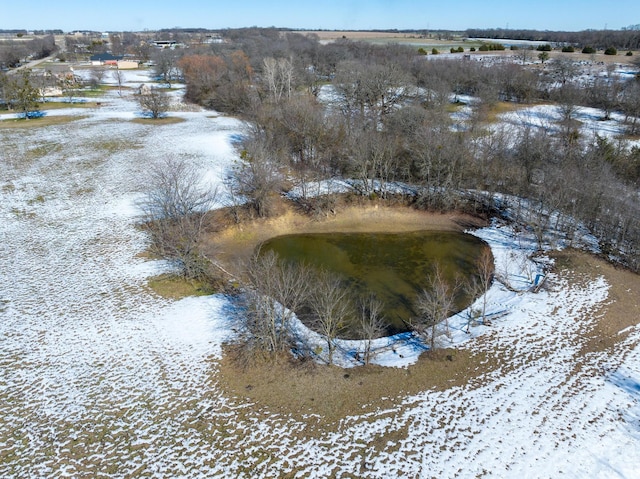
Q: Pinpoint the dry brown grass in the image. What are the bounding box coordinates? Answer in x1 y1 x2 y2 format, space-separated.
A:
146 273 217 300
482 101 529 123
40 101 102 110
295 31 430 41
550 250 640 355
130 117 186 125
0 115 88 129
217 346 495 423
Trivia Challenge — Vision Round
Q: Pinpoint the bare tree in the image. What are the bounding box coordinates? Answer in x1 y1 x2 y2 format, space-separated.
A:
588 76 621 121
476 248 494 322
153 48 181 86
410 125 466 209
139 157 218 279
58 71 81 104
554 84 583 145
138 86 170 119
89 67 106 89
109 33 124 56
357 294 386 364
111 69 124 96
244 251 311 355
621 80 640 136
0 41 27 68
464 247 494 331
334 59 411 129
410 264 459 349
346 129 394 196
262 57 294 103
549 56 580 85
232 131 284 218
309 269 353 365
514 47 533 65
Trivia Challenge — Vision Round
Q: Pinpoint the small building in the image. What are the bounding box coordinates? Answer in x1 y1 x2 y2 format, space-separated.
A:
116 60 139 70
152 40 177 49
90 53 123 66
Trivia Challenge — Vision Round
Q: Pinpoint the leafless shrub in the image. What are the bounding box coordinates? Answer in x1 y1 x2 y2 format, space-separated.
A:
463 247 494 331
243 250 311 355
139 157 218 280
308 269 353 365
356 294 386 364
232 131 284 218
410 264 460 349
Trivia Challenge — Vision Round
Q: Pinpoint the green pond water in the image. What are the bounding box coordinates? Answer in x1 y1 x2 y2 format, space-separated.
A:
260 230 490 337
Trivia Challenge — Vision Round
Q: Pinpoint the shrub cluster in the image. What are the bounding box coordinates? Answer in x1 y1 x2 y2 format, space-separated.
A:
478 43 505 51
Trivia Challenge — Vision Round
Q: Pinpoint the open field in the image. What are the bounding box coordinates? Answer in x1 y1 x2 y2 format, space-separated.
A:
294 30 638 62
1 67 640 478
295 30 440 41
295 30 483 48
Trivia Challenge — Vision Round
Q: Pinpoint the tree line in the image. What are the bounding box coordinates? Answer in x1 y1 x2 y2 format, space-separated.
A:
465 27 640 50
0 35 56 68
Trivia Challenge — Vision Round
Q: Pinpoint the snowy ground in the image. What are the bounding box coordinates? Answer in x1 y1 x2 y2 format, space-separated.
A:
498 103 640 147
1 70 640 478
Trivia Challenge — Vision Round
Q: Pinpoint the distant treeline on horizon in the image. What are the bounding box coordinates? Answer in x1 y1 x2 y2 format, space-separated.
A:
0 29 64 35
2 25 640 50
465 26 640 50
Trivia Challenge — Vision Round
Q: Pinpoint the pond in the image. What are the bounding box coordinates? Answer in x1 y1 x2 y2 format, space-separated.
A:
259 231 490 338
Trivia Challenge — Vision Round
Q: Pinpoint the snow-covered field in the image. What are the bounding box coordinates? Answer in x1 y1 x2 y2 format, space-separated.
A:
1 70 640 478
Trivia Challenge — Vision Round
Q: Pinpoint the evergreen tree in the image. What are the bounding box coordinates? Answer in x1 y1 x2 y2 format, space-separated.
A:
6 69 40 119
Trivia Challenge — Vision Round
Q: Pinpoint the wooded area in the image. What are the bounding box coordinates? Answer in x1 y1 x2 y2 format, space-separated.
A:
165 29 640 274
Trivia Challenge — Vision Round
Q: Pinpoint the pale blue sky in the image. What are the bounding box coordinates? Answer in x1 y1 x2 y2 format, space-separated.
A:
1 0 637 32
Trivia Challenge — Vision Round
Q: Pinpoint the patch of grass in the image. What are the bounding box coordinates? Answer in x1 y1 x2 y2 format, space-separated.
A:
88 138 143 154
26 194 46 205
147 273 217 300
446 102 466 113
0 115 87 129
483 101 524 123
131 117 186 125
40 101 101 110
619 132 640 141
23 142 63 161
73 186 95 196
81 85 118 97
10 208 36 219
